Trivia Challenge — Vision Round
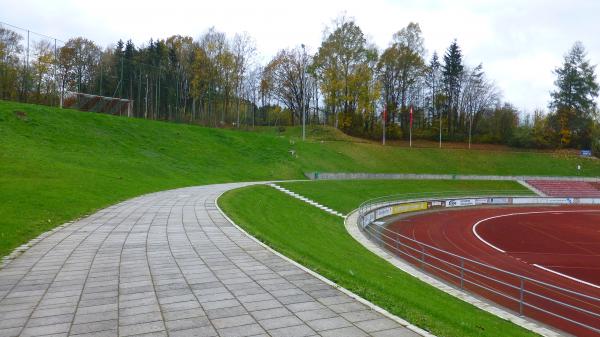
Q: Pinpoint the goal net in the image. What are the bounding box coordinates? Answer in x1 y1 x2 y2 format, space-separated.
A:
63 92 133 117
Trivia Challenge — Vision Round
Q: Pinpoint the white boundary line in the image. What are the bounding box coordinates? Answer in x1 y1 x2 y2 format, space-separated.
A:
472 209 600 289
533 264 600 289
345 210 562 337
517 180 548 197
214 186 434 337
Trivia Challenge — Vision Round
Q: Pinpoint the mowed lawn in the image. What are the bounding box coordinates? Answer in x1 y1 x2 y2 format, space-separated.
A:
219 184 537 337
1 99 598 257
279 179 532 213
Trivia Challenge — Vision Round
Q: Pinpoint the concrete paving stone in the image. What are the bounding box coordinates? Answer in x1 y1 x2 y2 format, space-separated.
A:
267 324 316 337
370 328 421 337
201 299 240 310
19 322 70 337
317 294 353 306
250 307 292 321
164 316 211 331
258 315 303 330
318 326 369 337
242 299 282 311
78 296 118 308
270 288 306 298
237 292 273 304
340 310 383 323
161 308 205 321
328 301 368 314
121 331 167 337
75 302 118 315
168 326 217 337
119 291 155 302
26 313 73 327
0 326 21 337
70 319 117 335
229 286 266 297
295 308 339 321
119 320 165 336
287 301 327 313
73 310 118 324
119 296 158 309
155 288 192 298
211 314 256 329
206 305 248 320
354 318 401 332
310 288 346 299
80 290 118 301
278 294 315 305
157 294 197 305
119 284 155 295
120 304 160 317
217 323 266 337
195 291 234 303
30 305 77 318
119 311 163 326
70 329 117 337
306 316 353 331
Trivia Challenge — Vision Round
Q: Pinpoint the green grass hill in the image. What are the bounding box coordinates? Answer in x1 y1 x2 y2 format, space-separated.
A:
1 99 599 257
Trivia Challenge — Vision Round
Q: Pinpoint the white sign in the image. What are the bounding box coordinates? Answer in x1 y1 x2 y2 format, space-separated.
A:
375 207 392 219
445 199 476 208
475 198 489 205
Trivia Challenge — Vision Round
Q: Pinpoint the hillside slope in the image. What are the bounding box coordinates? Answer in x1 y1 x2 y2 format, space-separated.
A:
1 100 599 256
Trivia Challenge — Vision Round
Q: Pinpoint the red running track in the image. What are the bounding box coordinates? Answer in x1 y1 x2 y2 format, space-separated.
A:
383 205 600 336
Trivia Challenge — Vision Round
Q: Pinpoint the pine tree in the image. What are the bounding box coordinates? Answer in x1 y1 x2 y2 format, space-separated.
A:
550 41 599 147
442 40 464 137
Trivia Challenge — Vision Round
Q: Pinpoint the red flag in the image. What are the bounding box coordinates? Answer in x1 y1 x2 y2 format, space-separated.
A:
409 105 414 128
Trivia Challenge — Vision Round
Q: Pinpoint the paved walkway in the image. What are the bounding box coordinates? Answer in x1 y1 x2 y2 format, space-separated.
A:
0 183 418 337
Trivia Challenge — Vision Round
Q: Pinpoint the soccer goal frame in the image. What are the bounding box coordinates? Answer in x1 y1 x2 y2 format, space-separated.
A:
62 91 133 117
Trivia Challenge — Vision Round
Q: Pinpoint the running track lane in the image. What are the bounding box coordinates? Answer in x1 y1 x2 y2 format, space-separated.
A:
384 205 600 337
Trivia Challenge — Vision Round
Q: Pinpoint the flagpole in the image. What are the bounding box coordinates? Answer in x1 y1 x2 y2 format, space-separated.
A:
409 105 413 148
382 105 386 146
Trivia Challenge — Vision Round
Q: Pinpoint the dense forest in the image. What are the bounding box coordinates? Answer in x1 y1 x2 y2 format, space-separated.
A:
1 18 598 151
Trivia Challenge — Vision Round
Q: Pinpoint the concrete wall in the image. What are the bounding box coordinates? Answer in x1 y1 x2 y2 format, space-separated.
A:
305 172 600 182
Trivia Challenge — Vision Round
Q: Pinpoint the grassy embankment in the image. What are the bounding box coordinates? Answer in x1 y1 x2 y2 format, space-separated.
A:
2 99 597 256
219 181 535 337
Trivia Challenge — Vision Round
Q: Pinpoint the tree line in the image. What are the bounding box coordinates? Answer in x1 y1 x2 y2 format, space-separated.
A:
0 18 598 151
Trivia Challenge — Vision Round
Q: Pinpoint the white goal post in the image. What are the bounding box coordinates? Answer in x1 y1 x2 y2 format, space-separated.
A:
62 91 133 117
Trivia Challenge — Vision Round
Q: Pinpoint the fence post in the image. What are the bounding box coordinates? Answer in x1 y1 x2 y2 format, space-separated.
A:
519 278 524 316
460 258 464 289
421 245 425 269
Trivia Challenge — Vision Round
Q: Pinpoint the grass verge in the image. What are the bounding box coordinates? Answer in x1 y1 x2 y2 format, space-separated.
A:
218 183 537 337
278 180 531 213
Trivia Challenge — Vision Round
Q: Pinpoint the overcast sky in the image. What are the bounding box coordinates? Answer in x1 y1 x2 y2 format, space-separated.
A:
2 0 599 113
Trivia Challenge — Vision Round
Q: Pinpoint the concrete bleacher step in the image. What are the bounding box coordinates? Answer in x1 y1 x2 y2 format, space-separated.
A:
525 180 600 198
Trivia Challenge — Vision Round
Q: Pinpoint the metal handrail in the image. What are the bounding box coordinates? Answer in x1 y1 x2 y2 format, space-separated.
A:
366 225 600 319
357 192 600 334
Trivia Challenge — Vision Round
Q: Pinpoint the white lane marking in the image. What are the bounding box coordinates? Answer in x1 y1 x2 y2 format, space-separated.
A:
472 209 600 288
268 183 346 218
533 264 600 289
